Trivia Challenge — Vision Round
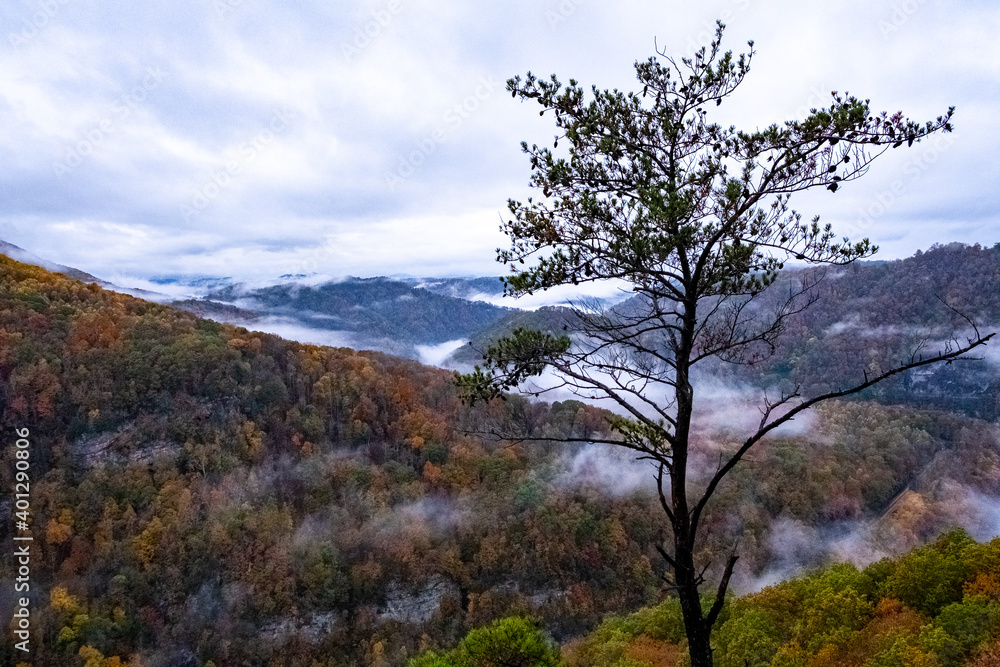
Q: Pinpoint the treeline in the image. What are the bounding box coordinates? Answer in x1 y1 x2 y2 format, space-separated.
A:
574 528 1000 666
205 276 511 346
459 243 1000 418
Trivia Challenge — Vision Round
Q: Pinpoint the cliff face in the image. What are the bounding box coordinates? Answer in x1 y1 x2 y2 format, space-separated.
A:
73 423 179 468
380 577 462 623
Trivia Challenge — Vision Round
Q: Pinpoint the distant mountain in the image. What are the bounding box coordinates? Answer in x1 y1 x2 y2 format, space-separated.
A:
448 305 579 366
0 242 517 362
148 275 240 294
716 242 1000 417
172 275 638 364
8 239 996 394
169 298 262 322
205 277 514 357
405 275 634 312
451 243 1000 417
0 239 105 284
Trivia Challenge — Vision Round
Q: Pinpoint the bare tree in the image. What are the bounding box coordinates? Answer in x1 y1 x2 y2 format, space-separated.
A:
456 23 992 667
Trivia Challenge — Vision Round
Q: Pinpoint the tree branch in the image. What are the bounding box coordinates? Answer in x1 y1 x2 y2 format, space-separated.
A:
691 331 994 534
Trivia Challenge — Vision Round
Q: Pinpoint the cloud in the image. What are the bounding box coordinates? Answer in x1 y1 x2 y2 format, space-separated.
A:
239 317 358 350
738 483 1000 593
465 279 635 310
741 517 830 591
0 0 997 282
555 442 658 496
415 338 468 367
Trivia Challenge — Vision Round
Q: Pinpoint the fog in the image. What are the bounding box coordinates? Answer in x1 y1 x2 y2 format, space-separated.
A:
740 483 1000 593
555 443 659 496
464 279 634 311
416 338 468 367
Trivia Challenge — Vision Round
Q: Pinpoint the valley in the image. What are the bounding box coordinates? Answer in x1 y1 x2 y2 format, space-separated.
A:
0 243 997 664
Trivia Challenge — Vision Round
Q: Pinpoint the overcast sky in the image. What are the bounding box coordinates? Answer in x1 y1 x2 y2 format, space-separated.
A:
0 0 997 285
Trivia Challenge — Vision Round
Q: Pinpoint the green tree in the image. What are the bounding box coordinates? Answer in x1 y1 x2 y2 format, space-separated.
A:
458 22 991 667
883 527 975 616
408 616 560 667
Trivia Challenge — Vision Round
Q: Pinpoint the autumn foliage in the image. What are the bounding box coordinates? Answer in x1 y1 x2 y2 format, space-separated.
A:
0 254 997 665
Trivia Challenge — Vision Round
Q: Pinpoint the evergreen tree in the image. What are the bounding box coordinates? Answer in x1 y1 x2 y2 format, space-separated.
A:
457 22 992 667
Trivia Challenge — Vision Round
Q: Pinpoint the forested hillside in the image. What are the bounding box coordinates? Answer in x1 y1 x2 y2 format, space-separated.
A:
720 242 1000 417
0 253 997 666
454 243 1000 419
412 530 1000 667
0 256 656 665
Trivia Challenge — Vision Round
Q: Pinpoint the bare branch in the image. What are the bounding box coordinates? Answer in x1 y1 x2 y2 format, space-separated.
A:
691 331 994 534
706 551 739 628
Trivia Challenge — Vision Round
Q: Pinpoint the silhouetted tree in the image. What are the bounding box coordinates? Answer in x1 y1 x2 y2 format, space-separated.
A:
457 22 992 667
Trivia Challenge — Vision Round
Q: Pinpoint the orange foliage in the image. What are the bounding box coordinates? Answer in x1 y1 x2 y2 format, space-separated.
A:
132 517 164 568
873 597 906 617
50 586 81 614
970 637 1000 667
45 509 73 545
60 537 94 577
67 312 121 354
422 461 443 487
78 645 127 667
623 636 683 667
966 572 1000 601
805 597 925 667
566 583 595 615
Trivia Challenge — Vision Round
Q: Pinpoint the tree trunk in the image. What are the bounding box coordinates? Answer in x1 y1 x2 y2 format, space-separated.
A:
675 541 714 667
686 623 714 667
674 303 715 666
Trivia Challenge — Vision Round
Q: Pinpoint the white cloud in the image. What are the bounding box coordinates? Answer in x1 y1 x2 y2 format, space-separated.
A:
0 0 997 280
